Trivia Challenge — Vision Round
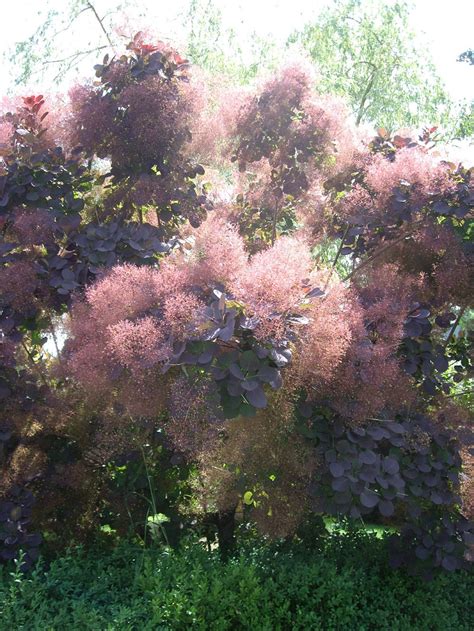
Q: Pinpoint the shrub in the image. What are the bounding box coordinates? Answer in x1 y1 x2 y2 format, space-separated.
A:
0 33 472 574
0 531 472 630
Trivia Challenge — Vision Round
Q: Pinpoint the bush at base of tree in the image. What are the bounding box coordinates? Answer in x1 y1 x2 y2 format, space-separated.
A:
0 529 473 630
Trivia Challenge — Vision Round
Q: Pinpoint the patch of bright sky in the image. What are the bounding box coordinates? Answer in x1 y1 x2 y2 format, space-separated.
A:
0 0 472 102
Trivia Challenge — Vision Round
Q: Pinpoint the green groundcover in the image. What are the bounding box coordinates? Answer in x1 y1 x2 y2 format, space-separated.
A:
1 529 472 630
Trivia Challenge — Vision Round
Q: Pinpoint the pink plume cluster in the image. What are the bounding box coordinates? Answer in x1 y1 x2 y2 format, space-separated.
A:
232 236 311 314
364 148 453 207
294 280 354 387
185 213 248 287
0 260 39 311
68 73 195 173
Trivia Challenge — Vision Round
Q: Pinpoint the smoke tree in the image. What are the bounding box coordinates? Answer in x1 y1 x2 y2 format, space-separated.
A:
0 34 472 576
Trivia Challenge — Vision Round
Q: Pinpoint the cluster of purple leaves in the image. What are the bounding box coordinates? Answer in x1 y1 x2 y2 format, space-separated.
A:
93 34 189 95
428 165 473 228
0 143 88 215
297 401 472 573
333 131 473 260
41 218 171 299
164 290 291 418
347 185 413 257
0 244 34 342
0 117 92 336
0 364 46 411
401 304 472 396
368 127 439 161
389 512 473 578
0 487 41 571
337 174 472 260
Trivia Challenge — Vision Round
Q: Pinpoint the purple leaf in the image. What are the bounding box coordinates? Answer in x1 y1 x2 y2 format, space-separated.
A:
360 489 379 508
245 386 267 409
329 462 345 478
378 500 394 517
383 457 399 475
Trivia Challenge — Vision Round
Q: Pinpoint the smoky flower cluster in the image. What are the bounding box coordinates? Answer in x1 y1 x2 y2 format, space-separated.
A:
66 37 210 232
65 215 364 413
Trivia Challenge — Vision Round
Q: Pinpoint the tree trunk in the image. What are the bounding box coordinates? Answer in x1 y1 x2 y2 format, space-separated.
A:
216 507 236 557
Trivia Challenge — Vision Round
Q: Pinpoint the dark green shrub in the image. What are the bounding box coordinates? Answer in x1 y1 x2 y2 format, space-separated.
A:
0 531 472 630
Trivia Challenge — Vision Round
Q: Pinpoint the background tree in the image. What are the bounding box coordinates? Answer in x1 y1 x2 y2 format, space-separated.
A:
454 49 474 139
458 49 474 65
183 0 280 85
6 0 127 87
288 0 453 131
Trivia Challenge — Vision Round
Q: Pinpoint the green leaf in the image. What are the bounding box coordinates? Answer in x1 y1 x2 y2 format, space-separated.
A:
243 491 253 505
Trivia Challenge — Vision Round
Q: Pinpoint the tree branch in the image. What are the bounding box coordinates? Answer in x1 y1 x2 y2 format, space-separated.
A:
343 227 417 282
51 6 90 39
444 388 474 399
86 1 116 52
21 341 49 387
324 225 349 290
355 66 378 125
43 45 108 65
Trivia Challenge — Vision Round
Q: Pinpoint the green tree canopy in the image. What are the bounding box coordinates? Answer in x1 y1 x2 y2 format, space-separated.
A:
288 0 453 131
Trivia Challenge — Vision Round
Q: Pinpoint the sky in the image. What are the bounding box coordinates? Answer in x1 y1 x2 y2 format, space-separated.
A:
0 0 473 101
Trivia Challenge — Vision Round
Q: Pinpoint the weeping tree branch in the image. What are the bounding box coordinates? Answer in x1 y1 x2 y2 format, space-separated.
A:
52 47 108 82
51 6 90 39
43 45 108 65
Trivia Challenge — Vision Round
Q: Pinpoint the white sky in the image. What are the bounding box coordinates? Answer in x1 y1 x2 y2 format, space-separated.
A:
0 0 473 101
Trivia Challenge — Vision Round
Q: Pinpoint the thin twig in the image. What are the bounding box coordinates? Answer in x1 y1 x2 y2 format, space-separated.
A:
344 16 384 48
342 229 414 282
271 198 281 246
324 225 349 290
43 45 108 65
51 6 90 39
21 341 49 387
52 47 108 82
86 1 116 52
355 66 378 126
444 389 474 399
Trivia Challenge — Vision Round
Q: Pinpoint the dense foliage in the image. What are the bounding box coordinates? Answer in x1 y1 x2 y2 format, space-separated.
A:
1 529 473 630
8 1 464 138
0 34 472 577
